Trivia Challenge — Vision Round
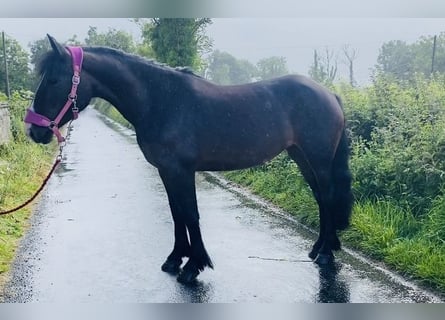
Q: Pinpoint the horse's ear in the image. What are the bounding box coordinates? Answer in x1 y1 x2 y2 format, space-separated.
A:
47 34 67 58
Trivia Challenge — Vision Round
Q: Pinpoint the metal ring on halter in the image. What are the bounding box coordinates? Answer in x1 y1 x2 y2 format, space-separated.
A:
68 93 78 101
72 105 79 113
72 74 80 85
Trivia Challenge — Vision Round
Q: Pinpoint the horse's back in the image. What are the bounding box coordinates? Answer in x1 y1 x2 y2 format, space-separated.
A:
185 75 343 170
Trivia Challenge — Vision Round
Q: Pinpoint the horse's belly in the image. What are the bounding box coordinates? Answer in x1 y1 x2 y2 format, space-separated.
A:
196 145 284 172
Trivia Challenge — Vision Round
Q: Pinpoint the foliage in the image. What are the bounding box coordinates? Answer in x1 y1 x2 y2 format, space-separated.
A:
28 35 82 89
256 56 289 80
29 38 51 68
224 71 445 293
4 24 444 293
342 44 358 87
206 52 290 84
375 33 445 81
224 153 319 228
85 26 136 53
0 36 31 94
27 37 51 89
422 191 445 245
91 27 445 292
339 74 445 215
308 48 337 87
140 18 212 72
206 50 257 84
342 201 420 259
0 93 55 280
93 99 133 130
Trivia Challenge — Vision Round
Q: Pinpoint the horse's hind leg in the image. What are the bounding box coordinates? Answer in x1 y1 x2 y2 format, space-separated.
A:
287 145 340 264
288 146 323 259
158 166 213 283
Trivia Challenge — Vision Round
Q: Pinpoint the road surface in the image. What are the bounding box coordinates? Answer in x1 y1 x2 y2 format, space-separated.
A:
2 108 442 302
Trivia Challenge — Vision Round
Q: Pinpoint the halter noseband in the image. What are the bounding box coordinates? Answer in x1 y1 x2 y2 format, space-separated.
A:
24 46 84 144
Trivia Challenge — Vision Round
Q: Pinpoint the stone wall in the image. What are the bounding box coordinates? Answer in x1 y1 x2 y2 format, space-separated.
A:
0 103 11 145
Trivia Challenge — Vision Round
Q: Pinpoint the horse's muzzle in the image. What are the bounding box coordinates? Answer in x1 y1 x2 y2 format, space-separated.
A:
27 124 54 144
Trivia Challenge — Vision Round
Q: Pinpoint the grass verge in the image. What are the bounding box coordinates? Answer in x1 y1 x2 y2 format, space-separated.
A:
95 102 445 296
225 165 445 294
0 94 56 290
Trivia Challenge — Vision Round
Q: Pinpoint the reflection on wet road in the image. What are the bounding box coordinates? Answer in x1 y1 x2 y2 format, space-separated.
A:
2 108 442 302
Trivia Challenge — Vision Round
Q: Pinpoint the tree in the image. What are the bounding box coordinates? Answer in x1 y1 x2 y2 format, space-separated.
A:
28 37 52 89
0 35 30 93
28 35 81 89
206 50 257 85
342 45 358 87
308 48 338 86
376 40 414 81
375 33 445 81
85 26 136 53
141 18 212 71
29 38 51 68
66 34 82 46
256 56 288 80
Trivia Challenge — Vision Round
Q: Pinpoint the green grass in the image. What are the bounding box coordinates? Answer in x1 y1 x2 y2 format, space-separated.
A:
93 99 133 130
0 94 56 288
224 157 319 228
95 101 445 295
226 165 445 294
342 201 420 259
0 140 55 276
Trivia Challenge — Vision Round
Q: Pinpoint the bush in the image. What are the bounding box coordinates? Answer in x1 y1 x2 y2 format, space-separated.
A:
94 74 445 293
337 74 445 215
0 92 55 278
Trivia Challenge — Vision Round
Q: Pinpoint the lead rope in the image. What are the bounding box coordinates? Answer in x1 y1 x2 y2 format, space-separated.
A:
0 120 74 216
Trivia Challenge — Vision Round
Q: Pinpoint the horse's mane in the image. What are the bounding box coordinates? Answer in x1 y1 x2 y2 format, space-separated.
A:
36 46 202 78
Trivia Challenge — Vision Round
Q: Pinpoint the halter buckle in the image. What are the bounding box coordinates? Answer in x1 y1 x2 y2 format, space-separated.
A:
72 74 80 85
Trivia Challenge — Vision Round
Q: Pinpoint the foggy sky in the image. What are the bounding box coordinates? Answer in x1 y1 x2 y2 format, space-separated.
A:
1 18 445 85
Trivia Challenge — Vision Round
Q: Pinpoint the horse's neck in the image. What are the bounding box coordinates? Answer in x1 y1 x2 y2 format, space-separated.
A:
84 51 155 127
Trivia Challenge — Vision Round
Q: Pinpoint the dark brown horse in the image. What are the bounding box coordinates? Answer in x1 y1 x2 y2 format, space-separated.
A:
25 35 353 284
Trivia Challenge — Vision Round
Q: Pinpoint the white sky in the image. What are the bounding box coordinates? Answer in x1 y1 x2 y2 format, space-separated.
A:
1 18 445 85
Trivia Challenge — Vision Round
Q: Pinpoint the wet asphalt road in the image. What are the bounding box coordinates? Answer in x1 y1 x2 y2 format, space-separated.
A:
2 108 443 303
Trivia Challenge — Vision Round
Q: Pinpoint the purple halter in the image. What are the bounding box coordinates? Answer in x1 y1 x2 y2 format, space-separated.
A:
24 46 84 144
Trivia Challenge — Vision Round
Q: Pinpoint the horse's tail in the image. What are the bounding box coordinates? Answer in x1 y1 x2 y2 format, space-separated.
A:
331 95 354 230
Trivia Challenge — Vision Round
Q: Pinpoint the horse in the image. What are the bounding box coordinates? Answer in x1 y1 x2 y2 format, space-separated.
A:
25 34 353 284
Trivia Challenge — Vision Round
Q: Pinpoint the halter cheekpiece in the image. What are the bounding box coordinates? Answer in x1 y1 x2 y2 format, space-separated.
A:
24 46 84 143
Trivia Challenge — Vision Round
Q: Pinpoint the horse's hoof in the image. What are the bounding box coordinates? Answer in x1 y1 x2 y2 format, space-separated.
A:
308 249 318 260
161 259 182 274
177 268 200 284
314 253 334 265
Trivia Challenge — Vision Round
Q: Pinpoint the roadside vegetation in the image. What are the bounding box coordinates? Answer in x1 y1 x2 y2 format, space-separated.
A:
226 74 445 293
0 93 55 286
92 28 445 295
1 20 444 295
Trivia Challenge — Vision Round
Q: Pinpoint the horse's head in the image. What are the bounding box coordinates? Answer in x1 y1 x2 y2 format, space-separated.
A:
26 34 91 144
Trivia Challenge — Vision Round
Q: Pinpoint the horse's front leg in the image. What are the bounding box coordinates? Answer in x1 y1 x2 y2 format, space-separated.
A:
161 215 190 274
158 166 213 284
